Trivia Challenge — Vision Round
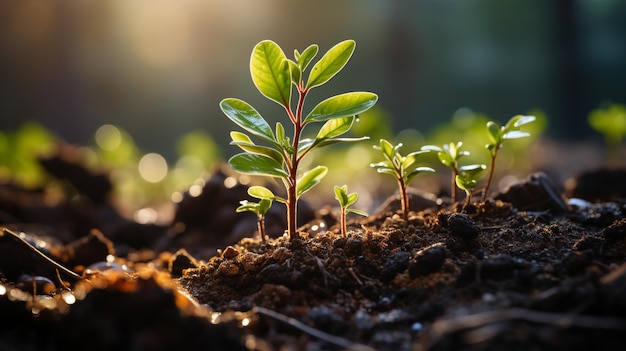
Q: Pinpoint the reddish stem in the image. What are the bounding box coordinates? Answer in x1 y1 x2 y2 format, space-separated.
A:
482 153 497 202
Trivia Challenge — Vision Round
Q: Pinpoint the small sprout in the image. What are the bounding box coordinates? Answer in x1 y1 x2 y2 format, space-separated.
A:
222 40 378 239
334 185 367 237
483 115 535 201
421 142 470 203
455 164 487 210
588 103 626 167
370 139 434 220
236 186 279 243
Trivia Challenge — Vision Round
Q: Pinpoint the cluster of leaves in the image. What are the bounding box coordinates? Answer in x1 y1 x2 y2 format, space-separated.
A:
334 185 367 237
222 40 377 239
370 139 434 220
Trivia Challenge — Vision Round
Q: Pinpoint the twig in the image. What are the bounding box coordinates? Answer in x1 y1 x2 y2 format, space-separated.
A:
1 228 82 281
253 306 378 351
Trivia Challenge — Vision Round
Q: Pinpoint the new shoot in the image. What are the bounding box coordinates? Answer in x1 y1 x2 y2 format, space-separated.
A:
483 115 536 201
334 185 367 237
370 139 434 220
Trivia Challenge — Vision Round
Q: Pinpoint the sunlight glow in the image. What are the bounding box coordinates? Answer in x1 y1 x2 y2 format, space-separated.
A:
138 153 168 183
95 124 122 151
125 1 191 68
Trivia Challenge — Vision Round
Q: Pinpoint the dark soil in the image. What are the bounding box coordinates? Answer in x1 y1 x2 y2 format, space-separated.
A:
1 145 626 351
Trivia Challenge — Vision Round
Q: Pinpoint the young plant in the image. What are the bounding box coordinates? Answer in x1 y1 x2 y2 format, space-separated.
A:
236 186 275 243
588 103 626 167
483 115 536 201
370 139 434 220
221 40 378 239
334 185 367 237
455 164 487 209
421 142 470 203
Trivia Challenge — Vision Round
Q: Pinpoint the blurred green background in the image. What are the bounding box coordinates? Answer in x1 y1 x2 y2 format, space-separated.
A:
2 0 625 158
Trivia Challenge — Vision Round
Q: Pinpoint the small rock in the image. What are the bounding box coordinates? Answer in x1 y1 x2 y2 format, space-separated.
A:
495 172 569 213
381 251 411 282
447 213 480 240
221 246 239 259
480 254 525 281
409 243 447 278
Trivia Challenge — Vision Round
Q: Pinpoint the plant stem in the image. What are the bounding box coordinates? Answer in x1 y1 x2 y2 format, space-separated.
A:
285 87 308 240
397 177 409 220
482 153 497 202
464 189 472 210
451 167 458 203
340 208 347 237
257 216 266 243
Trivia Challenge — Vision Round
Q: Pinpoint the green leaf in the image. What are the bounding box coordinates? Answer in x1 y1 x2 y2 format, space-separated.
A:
230 132 284 164
248 185 275 200
455 175 477 191
236 200 260 213
257 198 272 214
487 121 501 145
334 185 350 207
304 92 378 123
511 115 536 128
502 130 531 139
377 139 397 161
346 208 368 217
312 136 370 150
288 59 301 85
221 98 276 145
250 40 292 108
421 145 442 153
228 153 288 178
275 122 285 143
346 192 358 206
306 40 356 89
296 166 328 198
313 116 354 144
297 44 319 71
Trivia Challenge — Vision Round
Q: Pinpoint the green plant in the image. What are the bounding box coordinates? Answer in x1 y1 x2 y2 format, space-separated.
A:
455 164 486 209
421 141 470 203
333 185 367 237
221 40 378 239
370 139 434 220
588 103 626 167
483 115 536 201
236 186 275 243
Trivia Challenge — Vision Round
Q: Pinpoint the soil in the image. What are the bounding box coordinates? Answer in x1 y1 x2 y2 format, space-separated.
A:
1 144 626 351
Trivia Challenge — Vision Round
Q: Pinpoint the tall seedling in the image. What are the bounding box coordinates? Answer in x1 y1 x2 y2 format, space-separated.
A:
221 40 378 239
483 115 535 201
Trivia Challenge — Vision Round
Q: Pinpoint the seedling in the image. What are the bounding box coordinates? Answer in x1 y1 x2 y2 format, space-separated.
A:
455 164 487 209
370 139 434 220
236 186 275 243
221 40 378 239
334 185 367 237
483 115 536 201
588 103 626 167
421 142 470 203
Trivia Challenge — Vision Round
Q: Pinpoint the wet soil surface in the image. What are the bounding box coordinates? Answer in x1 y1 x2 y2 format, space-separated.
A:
1 148 626 350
